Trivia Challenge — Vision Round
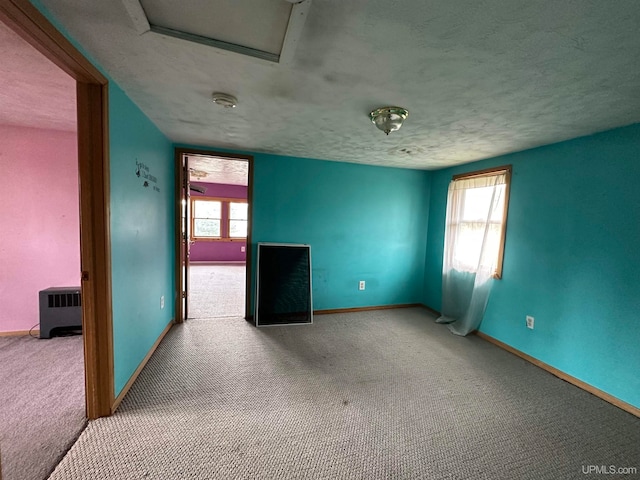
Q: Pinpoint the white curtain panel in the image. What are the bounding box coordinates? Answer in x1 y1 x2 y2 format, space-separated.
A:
436 173 507 336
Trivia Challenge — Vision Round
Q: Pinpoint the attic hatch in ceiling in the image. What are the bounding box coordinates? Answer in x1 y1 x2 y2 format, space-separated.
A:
122 0 311 64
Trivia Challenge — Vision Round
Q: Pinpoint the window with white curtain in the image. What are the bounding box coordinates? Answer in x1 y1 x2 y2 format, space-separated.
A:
444 166 511 278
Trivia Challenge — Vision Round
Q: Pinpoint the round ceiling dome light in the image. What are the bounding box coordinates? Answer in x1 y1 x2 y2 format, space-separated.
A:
211 92 238 108
370 107 409 135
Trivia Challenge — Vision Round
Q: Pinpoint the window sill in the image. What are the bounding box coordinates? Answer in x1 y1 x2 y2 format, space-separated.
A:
192 237 247 242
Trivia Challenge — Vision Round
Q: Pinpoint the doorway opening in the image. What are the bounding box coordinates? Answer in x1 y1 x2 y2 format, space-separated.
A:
175 149 253 323
0 0 114 427
0 1 114 478
0 21 84 476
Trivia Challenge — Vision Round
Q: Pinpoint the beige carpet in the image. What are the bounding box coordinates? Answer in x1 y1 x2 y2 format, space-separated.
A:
188 264 246 319
49 308 639 479
0 335 85 480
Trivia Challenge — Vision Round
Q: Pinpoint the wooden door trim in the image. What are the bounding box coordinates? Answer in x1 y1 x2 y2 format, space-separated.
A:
77 82 114 418
1 0 114 419
174 149 186 323
174 148 254 321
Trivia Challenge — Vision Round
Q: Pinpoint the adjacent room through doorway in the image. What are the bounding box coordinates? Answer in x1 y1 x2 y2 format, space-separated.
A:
184 154 250 320
0 19 85 480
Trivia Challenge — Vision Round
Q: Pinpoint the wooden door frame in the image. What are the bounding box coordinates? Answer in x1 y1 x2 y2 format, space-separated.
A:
0 0 114 419
174 148 254 322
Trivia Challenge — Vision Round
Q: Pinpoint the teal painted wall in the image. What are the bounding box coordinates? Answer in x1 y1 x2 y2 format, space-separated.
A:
30 2 176 396
253 154 430 310
423 124 640 409
175 146 431 311
110 84 175 395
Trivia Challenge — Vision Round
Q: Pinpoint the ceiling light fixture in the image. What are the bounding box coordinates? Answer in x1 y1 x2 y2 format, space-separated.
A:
370 107 409 135
189 168 208 178
212 92 238 108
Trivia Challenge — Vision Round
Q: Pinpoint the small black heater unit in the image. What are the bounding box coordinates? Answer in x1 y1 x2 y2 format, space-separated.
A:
39 287 82 338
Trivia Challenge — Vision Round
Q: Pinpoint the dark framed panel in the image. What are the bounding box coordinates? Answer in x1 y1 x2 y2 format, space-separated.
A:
255 243 312 326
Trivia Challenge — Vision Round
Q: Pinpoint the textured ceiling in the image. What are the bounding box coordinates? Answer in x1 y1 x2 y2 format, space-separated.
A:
38 0 640 169
0 21 76 132
189 155 249 186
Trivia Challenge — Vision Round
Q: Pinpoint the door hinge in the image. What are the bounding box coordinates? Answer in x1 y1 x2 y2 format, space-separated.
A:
182 291 186 299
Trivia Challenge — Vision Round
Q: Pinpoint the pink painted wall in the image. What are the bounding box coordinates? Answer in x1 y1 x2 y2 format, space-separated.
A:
0 124 80 332
190 182 247 262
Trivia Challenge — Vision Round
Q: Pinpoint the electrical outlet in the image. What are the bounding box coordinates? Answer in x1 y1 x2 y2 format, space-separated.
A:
160 296 165 309
359 280 365 291
241 246 246 252
526 315 534 329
